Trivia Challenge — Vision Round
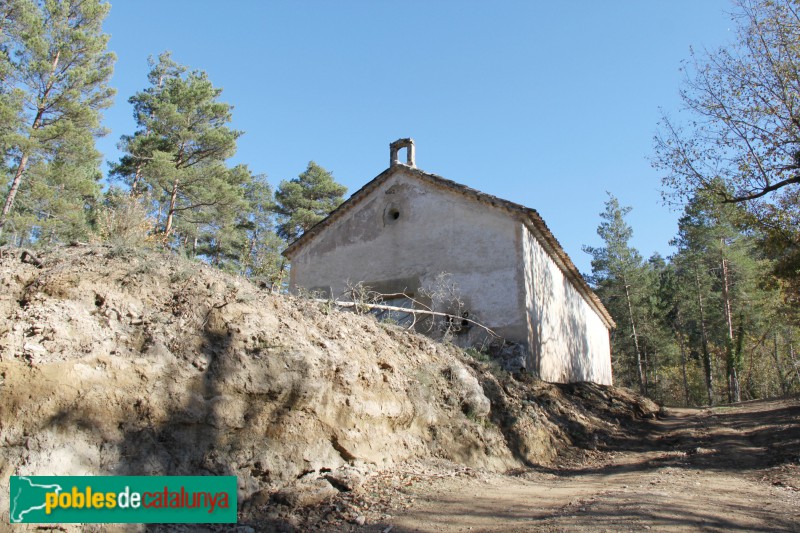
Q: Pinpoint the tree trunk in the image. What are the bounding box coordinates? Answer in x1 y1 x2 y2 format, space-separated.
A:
164 178 179 236
674 309 691 405
164 148 187 238
624 281 646 395
695 268 714 406
789 337 800 387
274 259 287 293
721 255 741 402
130 161 143 195
651 346 659 400
677 328 691 406
0 154 30 233
0 51 59 234
733 318 744 401
772 332 789 396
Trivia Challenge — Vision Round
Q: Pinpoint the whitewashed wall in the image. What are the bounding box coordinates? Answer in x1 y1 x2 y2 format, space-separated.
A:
521 224 613 385
289 169 529 343
290 167 613 384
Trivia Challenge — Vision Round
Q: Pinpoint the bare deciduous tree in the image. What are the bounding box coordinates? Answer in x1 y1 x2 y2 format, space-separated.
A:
654 0 800 227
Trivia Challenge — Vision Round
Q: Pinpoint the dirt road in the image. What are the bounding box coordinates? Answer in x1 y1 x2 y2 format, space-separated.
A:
362 397 800 532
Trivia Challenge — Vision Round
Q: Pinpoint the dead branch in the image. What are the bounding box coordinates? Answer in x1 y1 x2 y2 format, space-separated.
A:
312 298 502 340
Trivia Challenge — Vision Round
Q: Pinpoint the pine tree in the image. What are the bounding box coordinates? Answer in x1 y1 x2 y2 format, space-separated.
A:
670 187 767 404
110 52 185 195
583 194 649 394
191 164 258 269
275 161 346 242
0 0 115 239
11 154 102 244
0 5 23 167
658 260 695 406
637 253 676 402
111 52 245 246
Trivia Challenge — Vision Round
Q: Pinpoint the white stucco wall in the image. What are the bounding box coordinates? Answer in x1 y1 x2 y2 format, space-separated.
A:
289 167 612 384
289 169 529 343
521 224 612 385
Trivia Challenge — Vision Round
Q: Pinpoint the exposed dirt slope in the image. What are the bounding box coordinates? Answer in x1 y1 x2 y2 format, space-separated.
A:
0 245 658 530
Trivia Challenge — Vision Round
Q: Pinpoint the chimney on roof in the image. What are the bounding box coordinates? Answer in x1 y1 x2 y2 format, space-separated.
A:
390 138 415 168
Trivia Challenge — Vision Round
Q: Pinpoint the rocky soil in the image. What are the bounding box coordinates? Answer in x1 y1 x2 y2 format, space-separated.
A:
0 245 662 531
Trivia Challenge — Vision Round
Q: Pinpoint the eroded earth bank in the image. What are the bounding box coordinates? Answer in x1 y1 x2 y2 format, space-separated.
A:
0 246 797 532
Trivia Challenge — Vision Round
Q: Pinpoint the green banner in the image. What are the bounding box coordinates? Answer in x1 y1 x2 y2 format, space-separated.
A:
9 476 237 524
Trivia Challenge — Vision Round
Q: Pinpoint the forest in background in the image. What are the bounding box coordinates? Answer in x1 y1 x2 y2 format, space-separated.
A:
1 0 799 406
0 0 347 291
590 0 800 405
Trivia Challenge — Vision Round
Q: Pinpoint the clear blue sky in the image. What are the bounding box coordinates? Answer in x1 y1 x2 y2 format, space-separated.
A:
97 1 735 275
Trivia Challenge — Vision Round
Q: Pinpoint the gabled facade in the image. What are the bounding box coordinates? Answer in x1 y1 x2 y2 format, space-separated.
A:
283 139 614 385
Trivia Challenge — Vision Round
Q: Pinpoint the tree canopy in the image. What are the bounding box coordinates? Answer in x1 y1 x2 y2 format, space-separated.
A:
656 0 800 202
585 189 798 405
0 0 115 242
584 194 649 393
274 161 347 242
111 52 243 239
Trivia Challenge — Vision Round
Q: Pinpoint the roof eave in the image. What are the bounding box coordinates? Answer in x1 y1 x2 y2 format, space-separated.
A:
282 165 400 260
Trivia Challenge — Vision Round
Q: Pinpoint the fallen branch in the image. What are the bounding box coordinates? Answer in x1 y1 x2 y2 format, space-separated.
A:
311 298 502 340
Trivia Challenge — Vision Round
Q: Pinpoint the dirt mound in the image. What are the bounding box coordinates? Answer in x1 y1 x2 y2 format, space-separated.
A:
0 245 658 527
